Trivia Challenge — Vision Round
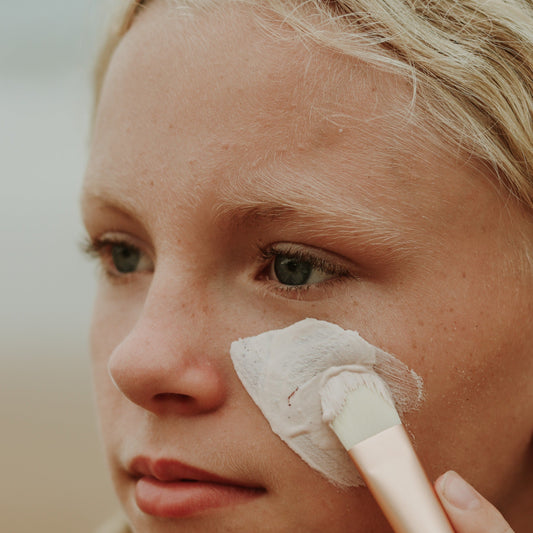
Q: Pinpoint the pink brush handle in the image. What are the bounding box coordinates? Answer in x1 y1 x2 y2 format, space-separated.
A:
348 424 454 533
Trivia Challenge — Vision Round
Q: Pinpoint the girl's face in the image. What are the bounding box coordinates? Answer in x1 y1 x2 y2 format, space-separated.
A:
81 1 533 531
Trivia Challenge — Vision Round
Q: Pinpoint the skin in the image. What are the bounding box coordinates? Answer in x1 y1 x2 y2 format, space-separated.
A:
436 471 517 533
81 1 533 531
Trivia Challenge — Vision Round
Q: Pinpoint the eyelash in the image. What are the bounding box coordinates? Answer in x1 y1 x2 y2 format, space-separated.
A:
81 235 152 282
257 243 355 295
82 236 355 294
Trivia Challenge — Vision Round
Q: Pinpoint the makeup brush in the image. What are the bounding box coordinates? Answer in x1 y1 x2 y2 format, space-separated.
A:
320 370 454 533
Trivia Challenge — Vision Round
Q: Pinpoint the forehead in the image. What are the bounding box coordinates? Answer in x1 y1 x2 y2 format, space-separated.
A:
84 0 503 240
88 0 417 182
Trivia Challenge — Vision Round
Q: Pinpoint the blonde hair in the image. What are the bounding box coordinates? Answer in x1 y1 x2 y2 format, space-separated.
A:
94 0 533 210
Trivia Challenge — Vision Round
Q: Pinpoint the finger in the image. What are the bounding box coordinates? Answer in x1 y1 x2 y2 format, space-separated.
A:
435 471 514 533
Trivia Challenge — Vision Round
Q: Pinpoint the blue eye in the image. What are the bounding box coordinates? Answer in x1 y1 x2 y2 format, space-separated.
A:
83 234 154 279
273 255 313 285
262 243 352 289
111 243 142 274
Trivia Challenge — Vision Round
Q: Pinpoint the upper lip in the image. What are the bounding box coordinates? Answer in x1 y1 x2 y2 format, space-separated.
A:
129 456 245 486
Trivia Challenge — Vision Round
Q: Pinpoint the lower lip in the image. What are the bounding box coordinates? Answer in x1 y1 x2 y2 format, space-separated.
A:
135 477 264 518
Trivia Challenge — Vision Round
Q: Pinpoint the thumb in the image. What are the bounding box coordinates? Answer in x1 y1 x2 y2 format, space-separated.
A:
435 470 514 533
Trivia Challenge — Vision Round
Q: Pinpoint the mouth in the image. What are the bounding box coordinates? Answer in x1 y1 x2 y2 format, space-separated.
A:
129 457 265 518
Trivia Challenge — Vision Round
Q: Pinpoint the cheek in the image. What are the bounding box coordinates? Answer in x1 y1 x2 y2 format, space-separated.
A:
381 294 532 501
90 283 144 362
89 288 140 425
340 253 533 500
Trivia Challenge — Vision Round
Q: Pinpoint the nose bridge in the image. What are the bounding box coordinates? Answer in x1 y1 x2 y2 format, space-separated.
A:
144 272 206 343
144 250 217 334
107 266 226 415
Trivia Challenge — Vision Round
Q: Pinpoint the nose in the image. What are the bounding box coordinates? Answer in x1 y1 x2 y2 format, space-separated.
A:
107 277 227 417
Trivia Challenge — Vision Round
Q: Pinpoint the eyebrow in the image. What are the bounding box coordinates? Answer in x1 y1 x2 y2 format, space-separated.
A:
81 187 136 215
212 178 415 255
82 167 420 262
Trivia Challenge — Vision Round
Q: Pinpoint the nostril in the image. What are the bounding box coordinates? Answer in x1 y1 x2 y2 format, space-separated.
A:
108 336 227 414
151 388 225 415
154 392 194 404
151 392 217 416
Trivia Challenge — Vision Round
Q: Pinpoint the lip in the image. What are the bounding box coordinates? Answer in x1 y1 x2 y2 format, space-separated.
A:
129 457 265 518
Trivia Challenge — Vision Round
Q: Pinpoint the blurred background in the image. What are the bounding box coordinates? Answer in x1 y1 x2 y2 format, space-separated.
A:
0 1 120 531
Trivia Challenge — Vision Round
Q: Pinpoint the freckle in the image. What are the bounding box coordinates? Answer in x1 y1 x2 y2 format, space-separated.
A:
448 308 454 313
417 319 424 327
462 272 466 278
221 143 229 150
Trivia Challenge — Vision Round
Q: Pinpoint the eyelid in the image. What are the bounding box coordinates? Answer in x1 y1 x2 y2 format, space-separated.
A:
261 242 357 274
83 231 146 255
258 241 358 296
82 232 154 279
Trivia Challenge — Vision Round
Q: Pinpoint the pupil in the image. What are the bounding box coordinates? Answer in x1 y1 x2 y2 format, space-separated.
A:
274 256 312 286
111 244 140 273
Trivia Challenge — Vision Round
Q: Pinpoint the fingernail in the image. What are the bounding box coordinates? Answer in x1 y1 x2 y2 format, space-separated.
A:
440 471 481 510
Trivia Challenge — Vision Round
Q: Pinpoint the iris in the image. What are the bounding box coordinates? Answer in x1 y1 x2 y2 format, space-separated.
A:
274 255 312 285
111 244 141 273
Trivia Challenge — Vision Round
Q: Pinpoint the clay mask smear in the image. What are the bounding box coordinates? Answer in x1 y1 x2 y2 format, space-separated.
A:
230 318 424 487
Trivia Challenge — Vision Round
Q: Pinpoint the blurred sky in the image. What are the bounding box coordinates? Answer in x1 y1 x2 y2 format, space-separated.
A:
0 1 120 531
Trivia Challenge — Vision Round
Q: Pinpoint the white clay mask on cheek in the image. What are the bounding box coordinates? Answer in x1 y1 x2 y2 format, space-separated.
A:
230 318 424 487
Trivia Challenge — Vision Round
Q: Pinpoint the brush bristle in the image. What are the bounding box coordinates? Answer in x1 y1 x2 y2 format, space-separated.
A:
320 371 401 450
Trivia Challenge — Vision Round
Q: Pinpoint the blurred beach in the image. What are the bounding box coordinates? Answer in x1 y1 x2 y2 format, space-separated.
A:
1 1 119 531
